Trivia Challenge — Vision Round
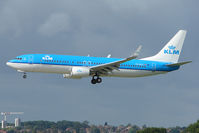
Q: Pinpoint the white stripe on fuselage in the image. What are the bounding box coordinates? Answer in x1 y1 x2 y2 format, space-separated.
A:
7 62 167 78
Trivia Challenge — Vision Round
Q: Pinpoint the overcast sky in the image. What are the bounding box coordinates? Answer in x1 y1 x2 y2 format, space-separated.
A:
0 0 198 127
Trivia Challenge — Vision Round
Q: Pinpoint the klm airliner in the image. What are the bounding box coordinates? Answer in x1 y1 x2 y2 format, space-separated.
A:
6 30 191 84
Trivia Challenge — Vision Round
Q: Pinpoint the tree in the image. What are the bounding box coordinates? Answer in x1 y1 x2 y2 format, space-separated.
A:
137 127 167 133
90 126 100 133
184 120 199 133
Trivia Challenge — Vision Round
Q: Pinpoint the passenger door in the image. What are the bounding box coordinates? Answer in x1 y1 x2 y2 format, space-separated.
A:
152 63 156 71
28 55 34 64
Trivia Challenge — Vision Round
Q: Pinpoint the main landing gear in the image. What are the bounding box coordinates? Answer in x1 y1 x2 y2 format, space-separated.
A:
23 72 27 79
91 75 102 84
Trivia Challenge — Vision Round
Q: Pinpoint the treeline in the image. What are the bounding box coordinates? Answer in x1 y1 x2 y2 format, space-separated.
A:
21 120 89 131
1 120 199 133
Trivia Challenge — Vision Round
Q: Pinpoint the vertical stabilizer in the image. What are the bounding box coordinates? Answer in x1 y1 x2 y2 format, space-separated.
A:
142 30 187 63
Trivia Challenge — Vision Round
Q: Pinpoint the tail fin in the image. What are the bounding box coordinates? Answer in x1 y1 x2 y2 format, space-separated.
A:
142 30 187 63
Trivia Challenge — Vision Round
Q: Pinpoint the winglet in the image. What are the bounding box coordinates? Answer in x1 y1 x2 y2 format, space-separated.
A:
132 45 142 57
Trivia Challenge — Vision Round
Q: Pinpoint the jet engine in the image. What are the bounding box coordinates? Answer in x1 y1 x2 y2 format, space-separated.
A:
63 67 90 79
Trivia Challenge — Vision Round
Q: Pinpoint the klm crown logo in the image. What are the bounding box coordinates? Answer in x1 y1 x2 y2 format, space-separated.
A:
77 69 82 73
164 45 180 55
168 45 176 49
42 55 53 60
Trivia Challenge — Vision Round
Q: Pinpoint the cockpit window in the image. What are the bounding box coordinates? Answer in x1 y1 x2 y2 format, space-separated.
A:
14 57 22 60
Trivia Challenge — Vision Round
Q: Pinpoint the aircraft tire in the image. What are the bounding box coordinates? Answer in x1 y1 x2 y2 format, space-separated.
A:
97 78 102 83
23 75 27 79
91 79 97 84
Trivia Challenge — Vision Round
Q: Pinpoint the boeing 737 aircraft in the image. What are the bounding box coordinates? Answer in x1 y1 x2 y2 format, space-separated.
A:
6 30 191 84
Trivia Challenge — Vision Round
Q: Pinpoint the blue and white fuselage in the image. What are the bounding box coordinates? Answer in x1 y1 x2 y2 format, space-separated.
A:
7 54 178 76
6 30 191 84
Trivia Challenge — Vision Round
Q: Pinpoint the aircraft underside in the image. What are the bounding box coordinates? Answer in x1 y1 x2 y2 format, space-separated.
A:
9 63 167 84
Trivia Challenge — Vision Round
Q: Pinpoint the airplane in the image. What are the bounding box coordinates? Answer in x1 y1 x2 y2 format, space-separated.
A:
6 30 191 84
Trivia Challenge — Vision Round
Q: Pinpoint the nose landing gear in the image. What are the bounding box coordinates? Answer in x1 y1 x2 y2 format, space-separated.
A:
91 75 102 84
23 73 27 79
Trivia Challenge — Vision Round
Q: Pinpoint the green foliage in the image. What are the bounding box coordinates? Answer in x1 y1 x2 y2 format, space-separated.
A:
168 126 185 133
137 127 167 133
22 120 56 130
128 125 140 133
184 120 199 133
90 126 100 133
128 128 137 133
57 120 89 131
20 120 89 132
4 120 199 133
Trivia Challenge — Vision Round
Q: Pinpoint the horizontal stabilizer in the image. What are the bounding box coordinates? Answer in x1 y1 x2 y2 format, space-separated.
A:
166 61 192 67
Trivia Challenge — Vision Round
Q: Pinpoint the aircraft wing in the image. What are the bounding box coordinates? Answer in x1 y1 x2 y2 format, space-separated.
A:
90 45 142 75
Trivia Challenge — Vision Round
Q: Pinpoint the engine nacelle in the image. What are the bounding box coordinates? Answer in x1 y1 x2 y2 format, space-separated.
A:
63 67 90 79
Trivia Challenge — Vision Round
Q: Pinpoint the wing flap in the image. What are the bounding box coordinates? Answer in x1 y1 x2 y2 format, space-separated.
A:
90 45 142 75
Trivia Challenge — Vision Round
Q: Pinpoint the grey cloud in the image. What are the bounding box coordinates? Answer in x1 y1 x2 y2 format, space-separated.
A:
0 5 22 37
38 13 71 36
106 0 150 12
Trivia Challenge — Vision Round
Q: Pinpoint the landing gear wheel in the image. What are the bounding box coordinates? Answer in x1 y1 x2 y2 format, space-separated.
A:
91 73 102 84
96 78 102 83
23 75 27 79
91 79 97 84
23 73 27 79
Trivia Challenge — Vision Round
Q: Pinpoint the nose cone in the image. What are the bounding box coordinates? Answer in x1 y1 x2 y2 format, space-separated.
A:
6 61 16 69
6 61 11 67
